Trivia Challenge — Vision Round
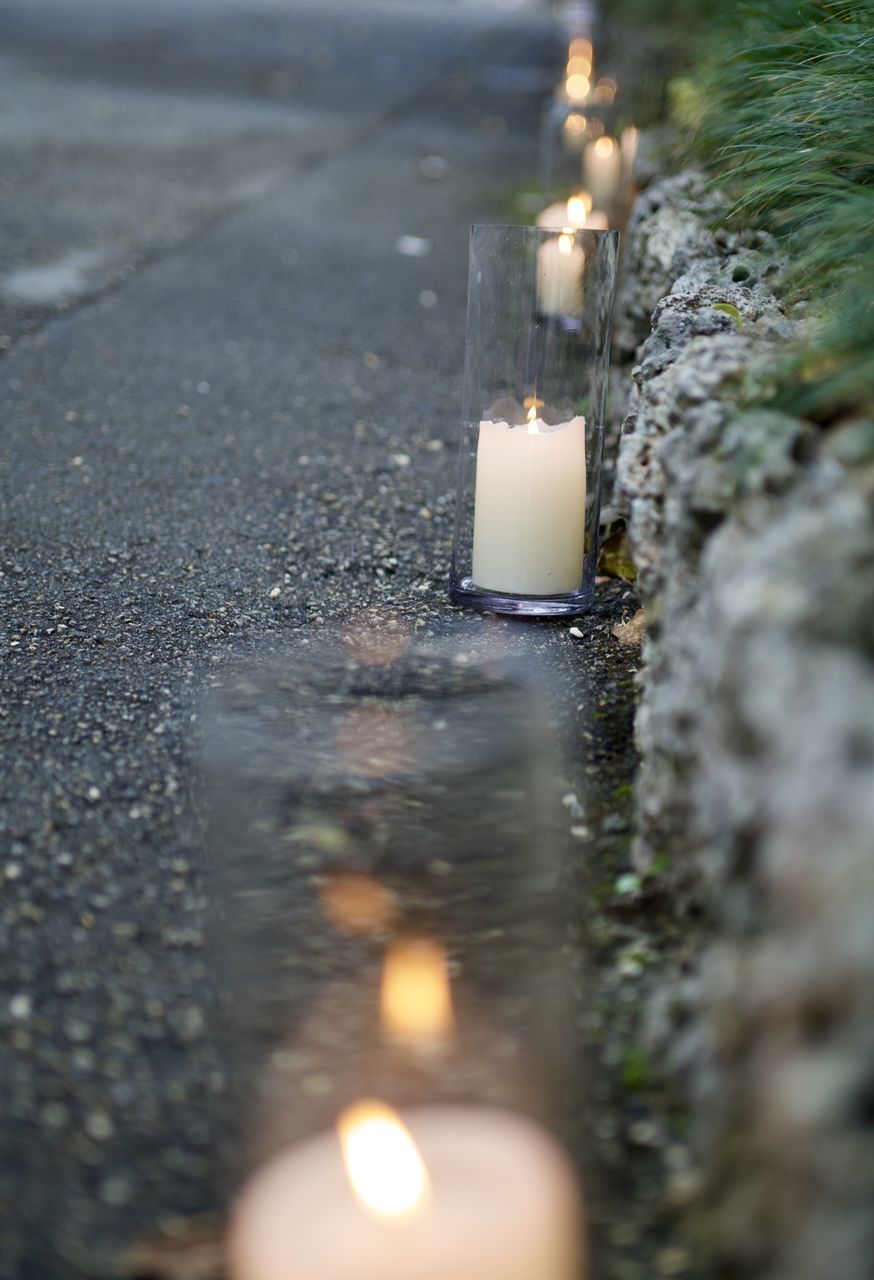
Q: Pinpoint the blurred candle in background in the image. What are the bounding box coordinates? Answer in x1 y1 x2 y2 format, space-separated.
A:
583 135 621 208
563 109 589 152
621 125 640 187
536 231 585 317
536 192 591 230
584 209 609 231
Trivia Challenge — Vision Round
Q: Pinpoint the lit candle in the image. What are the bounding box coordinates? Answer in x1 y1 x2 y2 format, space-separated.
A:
584 209 609 231
621 125 639 187
536 230 585 317
229 1100 584 1280
536 192 591 230
562 109 588 152
564 70 590 103
471 411 587 596
583 135 621 208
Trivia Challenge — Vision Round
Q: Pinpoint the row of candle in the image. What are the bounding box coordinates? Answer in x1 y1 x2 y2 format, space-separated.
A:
467 30 635 602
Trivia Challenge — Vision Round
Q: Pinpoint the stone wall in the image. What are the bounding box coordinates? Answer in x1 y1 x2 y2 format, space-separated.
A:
614 170 874 1279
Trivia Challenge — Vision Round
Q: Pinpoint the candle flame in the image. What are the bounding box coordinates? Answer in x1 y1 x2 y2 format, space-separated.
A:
566 54 592 78
565 73 590 102
594 135 616 158
563 111 587 138
566 192 592 225
381 937 454 1046
320 872 398 937
339 1101 430 1222
591 76 617 105
568 37 592 62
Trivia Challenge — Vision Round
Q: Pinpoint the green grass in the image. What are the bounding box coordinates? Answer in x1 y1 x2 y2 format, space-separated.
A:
615 0 874 423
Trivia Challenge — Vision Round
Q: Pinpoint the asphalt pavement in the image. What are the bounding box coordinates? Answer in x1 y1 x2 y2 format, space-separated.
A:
0 3 640 1276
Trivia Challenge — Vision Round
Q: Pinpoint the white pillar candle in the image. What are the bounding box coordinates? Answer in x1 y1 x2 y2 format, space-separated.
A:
536 231 585 317
585 209 609 231
472 415 587 596
562 109 589 153
621 125 639 190
229 1104 584 1280
583 135 621 208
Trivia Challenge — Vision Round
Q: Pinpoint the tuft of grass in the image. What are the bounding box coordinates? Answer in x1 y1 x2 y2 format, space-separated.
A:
690 0 874 422
622 1045 651 1091
614 0 874 423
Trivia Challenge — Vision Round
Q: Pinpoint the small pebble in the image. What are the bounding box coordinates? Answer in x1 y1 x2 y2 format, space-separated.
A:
100 1175 132 1207
656 1247 690 1276
86 1111 115 1141
9 994 32 1020
395 235 432 258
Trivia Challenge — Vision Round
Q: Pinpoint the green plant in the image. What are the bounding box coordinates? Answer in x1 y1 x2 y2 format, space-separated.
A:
686 0 874 421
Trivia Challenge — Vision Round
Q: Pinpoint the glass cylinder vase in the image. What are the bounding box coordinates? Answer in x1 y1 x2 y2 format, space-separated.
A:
449 223 619 617
201 625 576 1174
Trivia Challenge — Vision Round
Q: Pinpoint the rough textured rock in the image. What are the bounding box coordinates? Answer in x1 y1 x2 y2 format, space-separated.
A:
616 168 874 1279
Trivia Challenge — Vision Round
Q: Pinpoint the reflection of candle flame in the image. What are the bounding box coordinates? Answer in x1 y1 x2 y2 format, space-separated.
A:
594 135 616 158
558 232 575 255
339 1101 430 1222
343 608 410 667
336 707 414 777
381 937 454 1046
320 872 398 936
564 111 587 137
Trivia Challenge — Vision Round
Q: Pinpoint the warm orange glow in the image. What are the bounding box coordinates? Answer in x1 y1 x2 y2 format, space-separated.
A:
566 54 592 78
319 872 398 937
568 37 592 61
558 231 575 255
338 1101 430 1222
621 125 640 171
563 111 587 137
566 192 592 225
381 937 454 1045
336 707 414 777
343 608 411 667
591 77 617 105
565 73 590 102
594 135 616 158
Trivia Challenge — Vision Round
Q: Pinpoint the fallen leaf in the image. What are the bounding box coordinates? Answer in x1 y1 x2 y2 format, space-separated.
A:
612 609 647 646
713 302 743 330
598 526 637 581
